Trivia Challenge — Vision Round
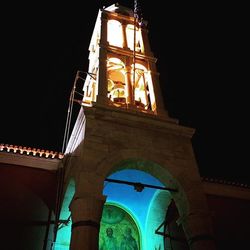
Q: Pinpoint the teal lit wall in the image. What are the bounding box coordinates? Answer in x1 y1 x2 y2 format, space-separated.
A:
103 169 170 249
54 179 75 250
146 190 172 249
54 170 170 250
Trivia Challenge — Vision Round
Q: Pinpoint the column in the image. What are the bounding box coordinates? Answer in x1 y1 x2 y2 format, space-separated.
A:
140 26 153 56
96 47 108 106
125 65 133 104
96 11 108 106
122 22 129 49
69 194 106 250
181 211 216 250
148 62 169 117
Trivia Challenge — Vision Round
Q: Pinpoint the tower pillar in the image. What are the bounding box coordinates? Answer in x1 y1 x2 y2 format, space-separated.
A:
181 211 216 250
96 12 108 106
69 195 106 250
69 172 106 250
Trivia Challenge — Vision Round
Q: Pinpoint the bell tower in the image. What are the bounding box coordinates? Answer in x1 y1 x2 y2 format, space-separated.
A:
81 3 166 116
60 3 216 250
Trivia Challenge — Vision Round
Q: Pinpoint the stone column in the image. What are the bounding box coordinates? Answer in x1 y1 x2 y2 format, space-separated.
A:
69 194 106 250
96 47 108 106
140 26 153 56
125 65 133 104
181 211 216 250
148 64 169 117
96 11 108 106
121 22 128 49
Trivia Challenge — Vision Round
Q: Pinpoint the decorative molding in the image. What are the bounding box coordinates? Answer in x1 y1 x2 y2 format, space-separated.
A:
0 143 64 160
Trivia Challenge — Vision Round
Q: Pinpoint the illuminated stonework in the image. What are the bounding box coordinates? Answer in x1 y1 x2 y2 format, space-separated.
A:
82 3 162 115
126 24 144 52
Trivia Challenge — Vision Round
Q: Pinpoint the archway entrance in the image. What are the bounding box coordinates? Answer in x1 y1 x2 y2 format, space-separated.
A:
102 169 174 250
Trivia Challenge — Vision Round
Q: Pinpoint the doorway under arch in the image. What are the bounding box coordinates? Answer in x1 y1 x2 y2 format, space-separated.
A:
102 169 173 250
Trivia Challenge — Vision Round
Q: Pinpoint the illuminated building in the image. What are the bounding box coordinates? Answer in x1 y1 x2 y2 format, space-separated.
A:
0 3 250 250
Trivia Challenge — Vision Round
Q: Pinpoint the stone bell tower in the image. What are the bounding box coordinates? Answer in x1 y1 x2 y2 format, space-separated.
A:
80 3 166 115
61 3 216 250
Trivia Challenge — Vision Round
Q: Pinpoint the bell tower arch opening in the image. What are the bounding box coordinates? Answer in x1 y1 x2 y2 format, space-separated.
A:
107 19 124 47
107 57 127 105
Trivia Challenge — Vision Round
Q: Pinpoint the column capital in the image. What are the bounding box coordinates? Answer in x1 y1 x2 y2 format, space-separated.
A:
70 194 106 225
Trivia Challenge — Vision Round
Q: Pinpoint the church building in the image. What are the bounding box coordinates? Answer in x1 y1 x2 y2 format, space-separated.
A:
0 3 249 250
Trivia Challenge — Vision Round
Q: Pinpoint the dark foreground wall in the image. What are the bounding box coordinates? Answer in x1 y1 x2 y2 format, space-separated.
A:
0 163 57 250
206 194 250 250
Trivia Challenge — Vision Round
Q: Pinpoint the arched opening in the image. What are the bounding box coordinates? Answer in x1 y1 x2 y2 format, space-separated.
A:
0 165 57 250
54 178 76 250
97 156 190 250
107 20 124 47
0 182 52 249
107 57 127 106
82 67 98 105
126 24 144 53
131 63 156 112
102 169 173 249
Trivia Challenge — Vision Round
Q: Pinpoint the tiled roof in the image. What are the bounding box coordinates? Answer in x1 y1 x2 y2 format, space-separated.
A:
1 143 249 188
0 143 64 160
202 176 250 189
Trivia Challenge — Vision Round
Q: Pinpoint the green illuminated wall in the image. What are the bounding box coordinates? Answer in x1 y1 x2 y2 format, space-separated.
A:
54 179 75 249
99 204 140 250
146 190 172 250
54 169 170 250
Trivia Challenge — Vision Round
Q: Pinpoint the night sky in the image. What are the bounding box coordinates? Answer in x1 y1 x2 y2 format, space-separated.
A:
1 1 248 184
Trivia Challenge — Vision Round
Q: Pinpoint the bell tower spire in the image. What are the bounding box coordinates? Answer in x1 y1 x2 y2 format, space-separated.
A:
81 3 168 116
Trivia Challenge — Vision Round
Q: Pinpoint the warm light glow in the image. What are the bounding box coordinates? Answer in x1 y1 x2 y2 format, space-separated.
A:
106 59 156 111
107 57 127 105
107 20 124 47
146 71 156 111
82 67 98 106
126 24 144 52
131 64 149 109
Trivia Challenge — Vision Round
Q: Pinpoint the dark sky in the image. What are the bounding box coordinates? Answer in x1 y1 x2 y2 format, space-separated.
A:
0 1 248 184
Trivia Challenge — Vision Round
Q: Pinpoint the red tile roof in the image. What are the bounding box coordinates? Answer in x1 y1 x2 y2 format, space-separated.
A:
0 143 64 160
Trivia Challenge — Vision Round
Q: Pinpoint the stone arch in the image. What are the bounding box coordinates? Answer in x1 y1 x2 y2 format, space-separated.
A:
68 147 214 249
0 180 52 249
107 19 123 47
94 148 215 249
107 56 127 105
130 62 156 111
96 149 189 222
